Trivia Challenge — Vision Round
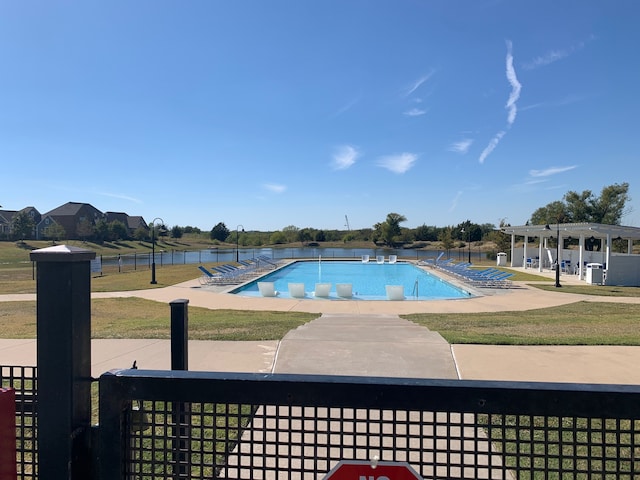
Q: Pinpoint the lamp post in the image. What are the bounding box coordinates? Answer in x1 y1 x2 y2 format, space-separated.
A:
150 217 164 285
461 227 472 263
545 222 561 288
236 225 244 263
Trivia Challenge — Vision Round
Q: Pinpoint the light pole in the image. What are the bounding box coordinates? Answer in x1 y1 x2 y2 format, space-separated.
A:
150 217 164 285
461 227 472 263
236 225 244 263
545 222 561 288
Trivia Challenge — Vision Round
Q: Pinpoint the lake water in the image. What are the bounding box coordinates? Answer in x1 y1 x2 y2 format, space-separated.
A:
232 260 472 301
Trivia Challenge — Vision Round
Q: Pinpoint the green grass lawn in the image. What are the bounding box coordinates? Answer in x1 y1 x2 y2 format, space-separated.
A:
2 242 640 344
404 301 640 345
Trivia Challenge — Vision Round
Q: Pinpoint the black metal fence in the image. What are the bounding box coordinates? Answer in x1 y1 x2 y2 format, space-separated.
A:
1 365 37 480
99 369 640 480
94 247 486 275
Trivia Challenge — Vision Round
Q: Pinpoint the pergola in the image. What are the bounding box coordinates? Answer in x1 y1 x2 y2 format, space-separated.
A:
500 223 640 281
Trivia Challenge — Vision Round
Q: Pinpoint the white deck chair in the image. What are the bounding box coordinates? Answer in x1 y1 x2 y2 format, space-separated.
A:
388 255 397 264
376 255 384 264
257 282 277 297
336 283 353 298
288 283 306 298
385 285 405 300
314 283 331 297
361 255 370 263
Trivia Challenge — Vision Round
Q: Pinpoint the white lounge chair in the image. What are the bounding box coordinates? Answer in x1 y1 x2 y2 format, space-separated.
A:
385 285 404 300
257 282 277 297
376 255 384 264
388 255 397 264
288 283 306 298
314 283 331 297
361 255 370 263
336 283 353 298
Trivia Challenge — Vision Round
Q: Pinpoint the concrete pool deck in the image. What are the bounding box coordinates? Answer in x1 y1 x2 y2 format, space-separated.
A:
2 267 640 384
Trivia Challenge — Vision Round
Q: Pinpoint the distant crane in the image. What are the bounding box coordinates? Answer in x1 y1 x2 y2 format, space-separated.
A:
344 215 351 231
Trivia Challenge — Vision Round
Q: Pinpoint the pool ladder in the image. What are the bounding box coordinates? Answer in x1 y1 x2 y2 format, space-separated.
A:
411 278 419 299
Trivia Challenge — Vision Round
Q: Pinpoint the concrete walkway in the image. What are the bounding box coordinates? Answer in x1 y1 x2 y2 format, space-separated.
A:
273 314 458 378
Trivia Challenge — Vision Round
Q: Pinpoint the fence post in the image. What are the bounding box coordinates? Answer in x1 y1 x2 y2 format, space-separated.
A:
170 299 189 476
170 299 189 371
30 244 95 480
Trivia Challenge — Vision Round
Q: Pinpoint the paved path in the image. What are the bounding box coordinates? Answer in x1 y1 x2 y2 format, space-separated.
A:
273 314 458 378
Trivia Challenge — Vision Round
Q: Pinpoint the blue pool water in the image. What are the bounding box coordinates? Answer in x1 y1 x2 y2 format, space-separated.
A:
232 260 472 300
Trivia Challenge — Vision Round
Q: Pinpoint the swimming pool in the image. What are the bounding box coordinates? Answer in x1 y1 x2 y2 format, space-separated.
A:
232 260 472 300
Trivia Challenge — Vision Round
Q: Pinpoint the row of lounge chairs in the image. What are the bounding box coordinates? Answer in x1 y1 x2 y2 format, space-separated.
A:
198 256 278 285
362 255 397 264
433 260 514 288
258 282 353 298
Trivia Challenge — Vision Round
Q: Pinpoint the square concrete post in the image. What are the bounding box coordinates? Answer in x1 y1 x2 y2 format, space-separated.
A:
30 245 96 480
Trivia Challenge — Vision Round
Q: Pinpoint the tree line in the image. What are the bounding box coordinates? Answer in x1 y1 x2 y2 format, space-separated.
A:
3 183 631 250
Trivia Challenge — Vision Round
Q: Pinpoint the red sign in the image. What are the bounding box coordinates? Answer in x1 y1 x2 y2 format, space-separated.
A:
324 461 422 480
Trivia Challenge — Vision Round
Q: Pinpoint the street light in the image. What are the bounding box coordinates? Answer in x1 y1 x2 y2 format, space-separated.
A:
545 222 561 288
461 227 472 263
150 217 164 285
236 225 244 262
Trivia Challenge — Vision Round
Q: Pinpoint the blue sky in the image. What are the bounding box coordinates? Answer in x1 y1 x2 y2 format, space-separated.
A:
1 1 639 232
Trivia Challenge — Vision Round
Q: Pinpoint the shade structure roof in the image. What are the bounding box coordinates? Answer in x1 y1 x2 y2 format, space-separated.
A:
501 223 640 240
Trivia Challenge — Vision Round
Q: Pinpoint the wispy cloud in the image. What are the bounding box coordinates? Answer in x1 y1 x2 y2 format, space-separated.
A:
331 145 360 170
376 153 418 174
96 191 142 203
448 138 473 154
403 108 427 117
478 41 521 165
520 93 587 112
448 190 463 212
478 130 505 164
404 71 434 97
505 40 521 127
263 183 286 194
529 165 577 177
522 38 591 70
331 96 360 118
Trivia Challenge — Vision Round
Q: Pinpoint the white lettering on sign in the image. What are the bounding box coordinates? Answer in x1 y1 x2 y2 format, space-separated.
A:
360 476 390 480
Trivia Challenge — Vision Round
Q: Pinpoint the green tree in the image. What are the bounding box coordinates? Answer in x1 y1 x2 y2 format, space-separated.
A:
530 200 569 225
530 183 631 225
281 225 299 243
170 225 183 239
270 231 287 244
210 222 229 242
315 230 326 242
375 213 407 246
489 218 511 254
134 226 148 242
44 223 66 243
438 227 454 255
109 220 130 241
297 228 313 245
10 211 35 241
588 182 631 224
93 219 111 244
76 218 94 242
414 224 437 241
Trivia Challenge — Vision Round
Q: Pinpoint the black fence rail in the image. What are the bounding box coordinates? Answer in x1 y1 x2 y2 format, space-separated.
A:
1 365 37 480
99 369 640 480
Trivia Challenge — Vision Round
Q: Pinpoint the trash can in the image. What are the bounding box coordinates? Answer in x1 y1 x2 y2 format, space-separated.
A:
586 263 603 285
496 252 507 266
